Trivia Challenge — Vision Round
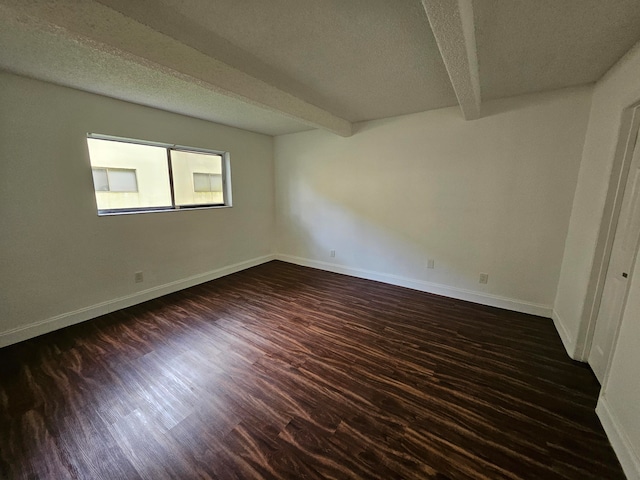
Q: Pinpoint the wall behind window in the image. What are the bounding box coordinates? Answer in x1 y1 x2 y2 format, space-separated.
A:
275 86 592 313
0 72 274 337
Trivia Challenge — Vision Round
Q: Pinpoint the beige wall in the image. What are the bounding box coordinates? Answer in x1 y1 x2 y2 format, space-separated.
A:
274 87 592 314
0 72 275 343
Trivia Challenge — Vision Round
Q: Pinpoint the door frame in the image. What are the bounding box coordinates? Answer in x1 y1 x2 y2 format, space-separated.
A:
578 101 640 362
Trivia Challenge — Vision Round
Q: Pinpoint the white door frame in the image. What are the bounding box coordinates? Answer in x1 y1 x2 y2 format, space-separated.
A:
577 101 640 362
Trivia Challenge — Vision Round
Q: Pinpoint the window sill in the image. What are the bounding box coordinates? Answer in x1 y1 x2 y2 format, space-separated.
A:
97 205 232 216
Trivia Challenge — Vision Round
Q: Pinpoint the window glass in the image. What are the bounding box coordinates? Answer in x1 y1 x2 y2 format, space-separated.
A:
87 138 172 211
209 174 223 192
87 135 229 214
193 173 223 193
193 173 211 192
171 151 224 206
92 168 109 191
107 169 138 192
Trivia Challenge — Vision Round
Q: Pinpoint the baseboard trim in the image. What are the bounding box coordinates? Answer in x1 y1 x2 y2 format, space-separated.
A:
276 254 552 317
597 395 640 480
0 254 276 348
551 309 583 361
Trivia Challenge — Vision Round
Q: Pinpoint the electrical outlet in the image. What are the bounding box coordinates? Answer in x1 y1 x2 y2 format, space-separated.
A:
427 259 435 269
330 250 336 258
134 271 144 283
479 273 489 284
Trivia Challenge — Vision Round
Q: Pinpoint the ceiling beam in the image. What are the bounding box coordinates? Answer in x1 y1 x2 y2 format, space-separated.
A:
0 0 352 137
421 0 481 120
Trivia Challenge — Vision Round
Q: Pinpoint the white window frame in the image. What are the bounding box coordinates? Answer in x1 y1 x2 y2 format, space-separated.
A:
87 133 232 215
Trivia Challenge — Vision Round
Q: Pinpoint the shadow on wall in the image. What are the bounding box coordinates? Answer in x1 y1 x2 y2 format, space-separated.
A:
281 176 489 293
276 89 593 306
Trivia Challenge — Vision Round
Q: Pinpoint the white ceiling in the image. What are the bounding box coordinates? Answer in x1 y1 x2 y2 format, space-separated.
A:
474 0 640 100
96 0 459 123
0 9 311 136
1 0 639 136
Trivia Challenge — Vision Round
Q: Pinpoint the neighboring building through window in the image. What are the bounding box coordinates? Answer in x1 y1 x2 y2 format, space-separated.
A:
193 172 223 192
192 172 224 205
92 168 138 192
86 134 231 214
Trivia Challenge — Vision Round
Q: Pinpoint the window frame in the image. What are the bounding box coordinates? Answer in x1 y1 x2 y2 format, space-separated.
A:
87 133 232 215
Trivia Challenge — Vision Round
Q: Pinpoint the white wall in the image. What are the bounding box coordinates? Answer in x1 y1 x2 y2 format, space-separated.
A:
275 87 592 315
596 247 640 479
554 42 640 361
0 72 275 346
551 41 640 479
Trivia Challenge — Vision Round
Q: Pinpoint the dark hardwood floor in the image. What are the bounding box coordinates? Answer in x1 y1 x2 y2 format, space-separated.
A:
0 261 624 479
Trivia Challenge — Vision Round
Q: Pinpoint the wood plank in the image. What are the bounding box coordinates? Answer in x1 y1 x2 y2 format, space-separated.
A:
0 261 624 479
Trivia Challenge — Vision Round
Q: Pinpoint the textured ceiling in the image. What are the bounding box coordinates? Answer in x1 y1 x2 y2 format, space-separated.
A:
1 0 640 136
0 8 312 136
474 0 640 100
96 0 459 123
423 0 480 120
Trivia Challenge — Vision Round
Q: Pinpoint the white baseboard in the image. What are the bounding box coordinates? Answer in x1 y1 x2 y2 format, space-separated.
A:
551 309 583 361
0 254 276 348
597 395 640 479
276 254 552 317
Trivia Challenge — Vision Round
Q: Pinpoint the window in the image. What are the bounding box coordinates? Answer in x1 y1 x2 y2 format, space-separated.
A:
92 168 138 192
193 173 223 192
86 134 231 214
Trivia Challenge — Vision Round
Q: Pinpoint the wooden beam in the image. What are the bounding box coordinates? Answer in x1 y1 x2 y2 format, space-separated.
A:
422 0 481 120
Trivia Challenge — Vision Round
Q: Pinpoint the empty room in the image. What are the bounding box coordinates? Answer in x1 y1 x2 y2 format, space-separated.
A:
1 1 640 478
